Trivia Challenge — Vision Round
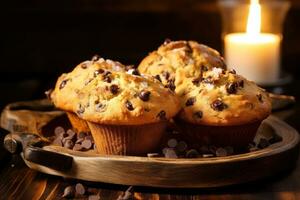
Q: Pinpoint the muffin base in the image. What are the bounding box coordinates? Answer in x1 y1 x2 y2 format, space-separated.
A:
176 119 262 148
66 112 90 133
87 121 167 156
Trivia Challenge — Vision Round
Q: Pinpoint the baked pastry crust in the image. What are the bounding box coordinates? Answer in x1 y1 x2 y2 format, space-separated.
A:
51 58 181 125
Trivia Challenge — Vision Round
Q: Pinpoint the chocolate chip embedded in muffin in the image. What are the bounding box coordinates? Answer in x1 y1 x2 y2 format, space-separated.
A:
165 78 176 91
91 54 100 62
202 76 214 84
125 100 134 111
226 82 238 94
94 69 104 77
95 102 106 112
162 71 170 80
59 79 69 90
229 69 236 74
202 65 208 72
103 71 112 83
139 90 151 102
81 63 88 69
77 104 85 115
211 99 227 111
185 97 196 106
238 80 244 88
110 84 119 95
192 77 202 86
193 111 203 119
157 110 167 120
154 75 162 82
257 94 263 102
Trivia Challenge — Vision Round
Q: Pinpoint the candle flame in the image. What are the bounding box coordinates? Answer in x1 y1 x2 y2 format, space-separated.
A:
246 0 261 36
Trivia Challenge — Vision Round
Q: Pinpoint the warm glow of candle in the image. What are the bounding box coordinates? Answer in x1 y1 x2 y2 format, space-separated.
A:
224 0 281 85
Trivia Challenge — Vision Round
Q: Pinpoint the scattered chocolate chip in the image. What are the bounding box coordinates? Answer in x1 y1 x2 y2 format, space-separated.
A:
162 71 170 80
167 138 178 148
258 138 270 149
81 63 88 69
77 104 85 115
110 84 119 95
164 38 172 45
185 97 196 106
91 54 100 62
216 148 227 157
211 99 227 111
257 94 263 102
238 80 244 88
268 134 283 144
193 111 203 119
59 79 69 90
186 149 200 158
125 100 134 111
229 69 236 74
95 103 106 112
62 186 75 198
64 139 74 149
75 183 86 195
82 139 92 150
54 126 65 136
156 110 167 120
138 90 151 101
192 78 201 86
45 89 53 99
88 194 100 200
226 82 238 94
73 143 83 151
154 75 162 82
166 78 176 91
147 153 160 158
94 69 105 77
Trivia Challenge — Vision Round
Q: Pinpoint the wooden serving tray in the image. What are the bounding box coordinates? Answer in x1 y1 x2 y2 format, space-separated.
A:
1 100 300 188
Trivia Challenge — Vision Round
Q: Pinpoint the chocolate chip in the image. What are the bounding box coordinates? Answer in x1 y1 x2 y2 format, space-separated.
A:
64 139 74 149
186 149 200 158
95 103 106 112
110 84 119 95
138 90 151 101
156 110 167 120
81 63 88 69
185 97 196 106
192 78 201 86
75 183 86 195
257 94 263 102
59 79 69 89
125 100 134 111
73 143 83 151
164 38 172 45
54 126 65 136
88 194 100 200
211 99 227 111
167 138 178 148
91 54 100 62
162 71 170 80
166 78 175 91
226 82 238 94
202 76 213 84
77 104 85 115
193 111 203 119
103 71 112 83
202 65 208 71
216 148 227 157
129 69 140 76
258 138 270 149
229 69 236 74
94 69 104 76
62 186 75 198
154 75 162 82
82 139 92 150
238 80 244 88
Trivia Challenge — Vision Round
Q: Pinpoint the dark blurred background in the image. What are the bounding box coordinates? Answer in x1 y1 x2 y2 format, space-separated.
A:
1 0 300 110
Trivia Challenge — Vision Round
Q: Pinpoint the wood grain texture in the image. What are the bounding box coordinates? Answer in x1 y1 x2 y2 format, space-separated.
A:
21 116 300 188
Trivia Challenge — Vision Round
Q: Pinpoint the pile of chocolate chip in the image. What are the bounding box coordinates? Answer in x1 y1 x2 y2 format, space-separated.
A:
62 183 134 200
52 126 96 151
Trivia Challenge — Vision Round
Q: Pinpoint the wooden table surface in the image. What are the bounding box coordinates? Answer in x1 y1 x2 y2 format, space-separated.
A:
0 108 299 200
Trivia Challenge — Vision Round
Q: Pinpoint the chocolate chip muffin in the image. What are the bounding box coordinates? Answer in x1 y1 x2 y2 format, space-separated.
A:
176 68 272 147
138 40 226 95
50 58 180 155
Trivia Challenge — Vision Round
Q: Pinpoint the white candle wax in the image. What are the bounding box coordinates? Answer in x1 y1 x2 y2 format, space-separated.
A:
224 33 281 85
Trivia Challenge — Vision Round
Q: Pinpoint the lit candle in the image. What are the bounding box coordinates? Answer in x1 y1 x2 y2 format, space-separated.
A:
224 0 281 85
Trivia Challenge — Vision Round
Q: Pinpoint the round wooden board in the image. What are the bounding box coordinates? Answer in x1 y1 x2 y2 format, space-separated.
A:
21 116 300 188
